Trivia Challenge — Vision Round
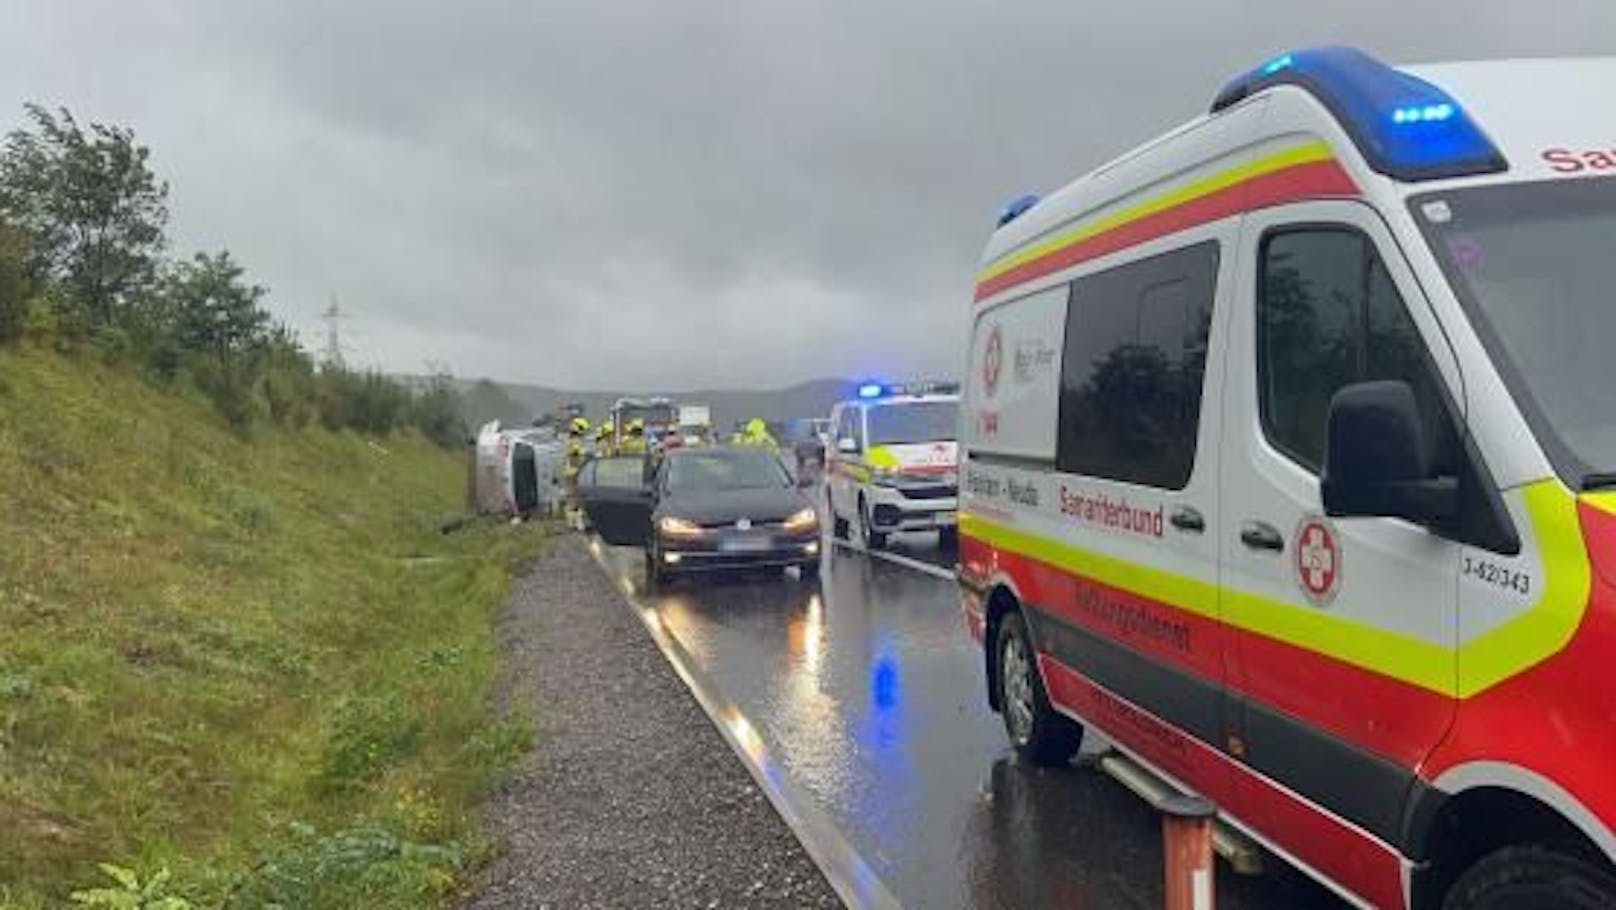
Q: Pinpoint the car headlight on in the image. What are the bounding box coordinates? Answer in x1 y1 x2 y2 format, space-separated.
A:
782 507 818 532
658 516 704 538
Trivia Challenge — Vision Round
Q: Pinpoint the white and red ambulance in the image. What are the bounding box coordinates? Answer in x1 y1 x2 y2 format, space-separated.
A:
960 46 1616 909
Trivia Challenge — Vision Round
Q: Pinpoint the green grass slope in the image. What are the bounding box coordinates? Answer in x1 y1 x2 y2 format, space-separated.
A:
0 347 539 908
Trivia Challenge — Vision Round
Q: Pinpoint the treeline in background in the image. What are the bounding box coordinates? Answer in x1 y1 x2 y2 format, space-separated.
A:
0 104 464 446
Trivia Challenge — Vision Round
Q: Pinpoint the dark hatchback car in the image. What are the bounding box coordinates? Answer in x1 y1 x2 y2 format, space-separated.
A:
578 447 820 585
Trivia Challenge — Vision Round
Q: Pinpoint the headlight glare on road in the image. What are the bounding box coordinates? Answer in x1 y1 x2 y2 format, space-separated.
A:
783 507 818 532
658 516 704 538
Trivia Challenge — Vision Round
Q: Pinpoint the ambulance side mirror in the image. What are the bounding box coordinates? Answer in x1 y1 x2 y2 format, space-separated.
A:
1321 381 1457 525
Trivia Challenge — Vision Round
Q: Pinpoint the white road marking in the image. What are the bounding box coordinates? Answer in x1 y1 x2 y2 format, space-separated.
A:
830 537 957 581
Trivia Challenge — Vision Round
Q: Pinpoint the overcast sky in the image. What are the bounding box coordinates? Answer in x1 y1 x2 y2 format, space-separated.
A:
0 2 1610 390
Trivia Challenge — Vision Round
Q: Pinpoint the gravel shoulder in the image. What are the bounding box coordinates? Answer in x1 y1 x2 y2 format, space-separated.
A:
466 535 841 909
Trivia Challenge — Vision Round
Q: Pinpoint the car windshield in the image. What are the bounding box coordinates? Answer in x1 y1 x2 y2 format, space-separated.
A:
666 451 790 491
866 400 958 446
1412 178 1616 484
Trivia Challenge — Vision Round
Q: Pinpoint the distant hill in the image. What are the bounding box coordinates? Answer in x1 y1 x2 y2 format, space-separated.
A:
437 377 865 432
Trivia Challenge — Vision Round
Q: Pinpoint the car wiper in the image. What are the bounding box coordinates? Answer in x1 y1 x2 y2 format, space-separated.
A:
1581 472 1616 491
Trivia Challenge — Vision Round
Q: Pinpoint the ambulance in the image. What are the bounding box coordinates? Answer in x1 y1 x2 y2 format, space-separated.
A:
959 47 1616 909
824 382 960 550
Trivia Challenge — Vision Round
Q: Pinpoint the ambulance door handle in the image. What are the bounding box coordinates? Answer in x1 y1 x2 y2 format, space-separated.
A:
1169 506 1205 534
1239 520 1284 553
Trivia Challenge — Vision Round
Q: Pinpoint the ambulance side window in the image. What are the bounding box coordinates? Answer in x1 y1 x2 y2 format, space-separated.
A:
1258 228 1447 473
1056 240 1219 489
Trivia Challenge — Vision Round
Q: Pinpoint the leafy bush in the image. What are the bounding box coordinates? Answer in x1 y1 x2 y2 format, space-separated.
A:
225 825 461 910
315 695 426 796
69 865 191 910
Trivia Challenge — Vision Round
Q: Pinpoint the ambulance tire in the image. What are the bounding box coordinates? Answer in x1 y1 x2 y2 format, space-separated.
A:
996 611 1083 766
858 498 887 551
1443 845 1616 910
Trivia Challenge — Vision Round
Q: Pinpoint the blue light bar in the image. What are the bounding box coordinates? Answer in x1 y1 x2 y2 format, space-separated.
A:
887 380 960 397
1211 45 1507 182
857 382 885 400
997 193 1041 228
1259 54 1294 76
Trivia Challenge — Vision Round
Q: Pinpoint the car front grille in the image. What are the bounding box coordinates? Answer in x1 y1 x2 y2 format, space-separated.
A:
899 485 956 501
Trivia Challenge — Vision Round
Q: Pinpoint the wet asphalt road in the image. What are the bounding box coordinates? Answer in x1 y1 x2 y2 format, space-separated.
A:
593 527 1347 909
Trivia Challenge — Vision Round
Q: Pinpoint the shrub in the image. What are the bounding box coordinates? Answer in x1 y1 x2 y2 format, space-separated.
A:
315 695 425 796
225 824 460 910
69 864 191 910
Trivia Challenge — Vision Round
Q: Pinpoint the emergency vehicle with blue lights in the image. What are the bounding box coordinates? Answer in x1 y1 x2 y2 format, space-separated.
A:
959 46 1616 909
825 382 960 551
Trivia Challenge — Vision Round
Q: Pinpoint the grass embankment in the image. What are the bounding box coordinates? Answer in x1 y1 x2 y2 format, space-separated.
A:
0 347 541 908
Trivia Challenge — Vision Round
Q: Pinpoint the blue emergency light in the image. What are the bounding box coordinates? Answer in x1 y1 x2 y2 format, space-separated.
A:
1211 45 1507 182
856 380 958 400
997 193 1041 228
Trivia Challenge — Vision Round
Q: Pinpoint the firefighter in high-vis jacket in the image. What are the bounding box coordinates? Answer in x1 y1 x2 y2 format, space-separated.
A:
564 417 591 482
736 417 778 449
618 419 648 455
594 423 614 456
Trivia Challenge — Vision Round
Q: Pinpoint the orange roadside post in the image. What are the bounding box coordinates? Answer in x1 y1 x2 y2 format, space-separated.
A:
1159 793 1216 910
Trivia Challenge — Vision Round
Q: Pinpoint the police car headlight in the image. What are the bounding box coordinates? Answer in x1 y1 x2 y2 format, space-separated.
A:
658 516 704 538
782 507 818 532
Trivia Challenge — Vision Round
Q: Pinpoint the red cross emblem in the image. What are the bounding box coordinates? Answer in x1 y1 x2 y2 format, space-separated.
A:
1294 516 1341 604
983 326 1003 398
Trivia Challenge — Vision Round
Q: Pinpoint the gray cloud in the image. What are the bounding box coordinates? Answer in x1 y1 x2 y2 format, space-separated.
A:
0 0 1610 388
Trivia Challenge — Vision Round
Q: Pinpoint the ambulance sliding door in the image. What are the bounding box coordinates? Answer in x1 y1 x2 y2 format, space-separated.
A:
1021 222 1240 807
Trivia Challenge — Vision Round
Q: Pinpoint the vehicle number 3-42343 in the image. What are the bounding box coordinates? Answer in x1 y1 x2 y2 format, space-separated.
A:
1463 556 1531 596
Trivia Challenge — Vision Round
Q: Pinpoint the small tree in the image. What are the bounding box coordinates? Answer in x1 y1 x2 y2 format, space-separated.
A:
158 250 270 428
0 105 168 326
162 250 269 379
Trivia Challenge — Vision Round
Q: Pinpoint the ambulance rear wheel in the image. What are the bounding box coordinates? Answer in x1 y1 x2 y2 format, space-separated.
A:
1443 845 1616 910
997 611 1082 766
